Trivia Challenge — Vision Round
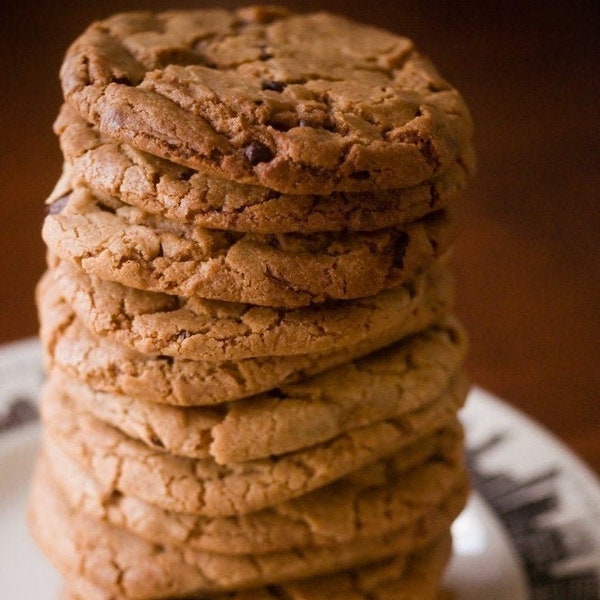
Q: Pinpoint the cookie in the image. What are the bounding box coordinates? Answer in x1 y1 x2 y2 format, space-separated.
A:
47 258 455 361
43 176 454 306
44 317 467 462
55 104 475 233
60 535 452 600
30 461 461 598
40 375 468 516
39 274 447 406
45 426 466 554
60 7 473 194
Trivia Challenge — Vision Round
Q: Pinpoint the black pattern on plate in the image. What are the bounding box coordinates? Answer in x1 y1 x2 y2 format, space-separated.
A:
468 433 600 600
0 397 38 434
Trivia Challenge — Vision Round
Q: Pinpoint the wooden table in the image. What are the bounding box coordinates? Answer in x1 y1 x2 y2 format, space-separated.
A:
1 1 598 473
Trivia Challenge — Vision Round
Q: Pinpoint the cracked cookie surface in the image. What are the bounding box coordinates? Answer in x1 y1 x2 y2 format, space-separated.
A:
30 459 461 598
39 274 445 406
32 6 473 600
43 176 455 306
60 531 450 600
40 375 468 516
45 426 466 554
43 317 467 463
47 259 455 361
55 104 474 233
60 7 473 194
60 532 450 600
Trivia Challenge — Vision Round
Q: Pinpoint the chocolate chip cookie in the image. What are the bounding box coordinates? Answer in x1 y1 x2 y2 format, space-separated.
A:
60 8 473 194
55 104 474 233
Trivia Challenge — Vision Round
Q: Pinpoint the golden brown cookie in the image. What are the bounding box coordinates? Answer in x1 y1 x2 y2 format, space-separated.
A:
55 103 474 233
44 316 467 462
43 175 454 307
60 7 473 194
40 375 468 516
60 535 452 600
45 426 467 554
47 258 456 361
32 7 476 600
29 462 462 598
39 273 446 406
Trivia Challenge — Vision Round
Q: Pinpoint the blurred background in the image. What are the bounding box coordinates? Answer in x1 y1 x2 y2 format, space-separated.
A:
1 1 598 471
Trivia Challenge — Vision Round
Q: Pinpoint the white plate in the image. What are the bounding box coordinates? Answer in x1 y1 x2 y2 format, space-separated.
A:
1 338 599 599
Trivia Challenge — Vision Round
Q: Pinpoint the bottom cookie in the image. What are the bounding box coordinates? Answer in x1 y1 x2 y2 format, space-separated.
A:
29 461 463 599
59 534 452 600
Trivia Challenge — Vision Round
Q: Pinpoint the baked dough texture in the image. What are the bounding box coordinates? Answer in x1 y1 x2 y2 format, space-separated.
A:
30 6 475 598
59 7 473 194
56 104 475 234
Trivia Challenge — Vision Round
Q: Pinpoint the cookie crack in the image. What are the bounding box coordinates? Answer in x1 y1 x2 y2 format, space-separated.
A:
264 585 295 600
408 135 443 173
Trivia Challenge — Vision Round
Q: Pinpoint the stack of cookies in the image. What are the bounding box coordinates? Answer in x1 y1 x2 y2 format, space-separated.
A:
30 7 475 600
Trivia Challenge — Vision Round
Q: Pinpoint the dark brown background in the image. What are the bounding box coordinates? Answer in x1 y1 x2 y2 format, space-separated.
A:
1 1 598 472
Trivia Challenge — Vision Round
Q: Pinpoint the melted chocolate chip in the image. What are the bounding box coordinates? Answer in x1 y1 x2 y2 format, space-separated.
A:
245 140 274 165
45 193 71 216
350 171 370 180
261 80 287 92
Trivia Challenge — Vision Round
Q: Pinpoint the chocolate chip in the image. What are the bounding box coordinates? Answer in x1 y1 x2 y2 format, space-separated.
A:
350 170 370 180
45 193 71 216
261 80 287 92
245 140 274 165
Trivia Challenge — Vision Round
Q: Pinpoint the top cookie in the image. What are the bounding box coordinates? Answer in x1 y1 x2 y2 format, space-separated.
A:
60 7 473 194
